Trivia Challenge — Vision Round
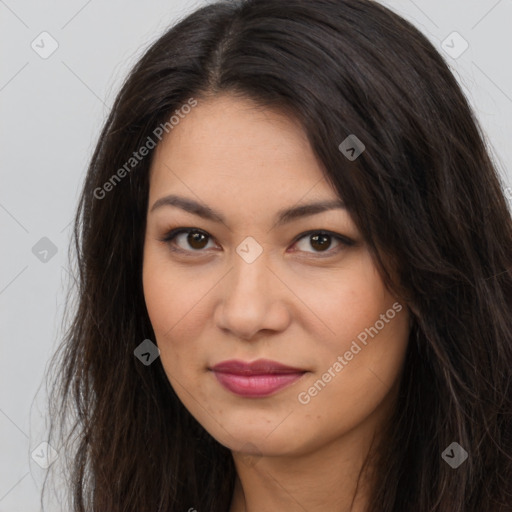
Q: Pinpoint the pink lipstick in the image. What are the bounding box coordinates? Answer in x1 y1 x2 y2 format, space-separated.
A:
210 359 307 397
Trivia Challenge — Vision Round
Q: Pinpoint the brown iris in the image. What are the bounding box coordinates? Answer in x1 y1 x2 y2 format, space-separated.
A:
187 230 209 250
309 233 332 252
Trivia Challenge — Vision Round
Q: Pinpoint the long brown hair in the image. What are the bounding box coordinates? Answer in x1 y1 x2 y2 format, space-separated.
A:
44 0 512 510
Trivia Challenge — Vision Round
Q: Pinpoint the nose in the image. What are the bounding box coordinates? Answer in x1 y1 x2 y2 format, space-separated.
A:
214 253 291 341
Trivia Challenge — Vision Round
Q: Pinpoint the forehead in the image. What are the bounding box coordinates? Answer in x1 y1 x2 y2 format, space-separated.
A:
147 94 341 223
150 94 326 182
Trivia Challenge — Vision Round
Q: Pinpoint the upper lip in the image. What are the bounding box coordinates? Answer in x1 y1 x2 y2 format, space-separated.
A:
210 358 306 375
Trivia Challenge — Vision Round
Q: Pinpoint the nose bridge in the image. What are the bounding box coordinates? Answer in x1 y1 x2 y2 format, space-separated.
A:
228 245 270 305
215 242 289 339
229 233 271 293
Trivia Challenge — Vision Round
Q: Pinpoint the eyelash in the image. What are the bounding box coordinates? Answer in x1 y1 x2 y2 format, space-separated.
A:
159 227 355 258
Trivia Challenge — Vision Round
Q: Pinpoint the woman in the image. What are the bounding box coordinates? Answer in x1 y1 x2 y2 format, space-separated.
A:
45 0 512 510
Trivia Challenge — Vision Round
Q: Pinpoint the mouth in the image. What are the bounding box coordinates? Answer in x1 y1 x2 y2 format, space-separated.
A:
209 359 308 397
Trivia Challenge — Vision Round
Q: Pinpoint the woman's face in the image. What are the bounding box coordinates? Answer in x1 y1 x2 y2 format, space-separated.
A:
142 93 410 459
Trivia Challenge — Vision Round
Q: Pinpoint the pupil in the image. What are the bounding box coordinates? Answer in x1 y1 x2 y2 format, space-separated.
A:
188 231 207 249
311 234 330 251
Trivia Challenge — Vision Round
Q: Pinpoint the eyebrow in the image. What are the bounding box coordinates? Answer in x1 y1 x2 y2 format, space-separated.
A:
149 194 345 228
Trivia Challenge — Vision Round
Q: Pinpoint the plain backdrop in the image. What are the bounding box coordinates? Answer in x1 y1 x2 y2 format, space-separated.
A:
1 0 511 510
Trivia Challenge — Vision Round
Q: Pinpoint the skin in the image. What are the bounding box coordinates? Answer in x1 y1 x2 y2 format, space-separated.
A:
142 93 411 512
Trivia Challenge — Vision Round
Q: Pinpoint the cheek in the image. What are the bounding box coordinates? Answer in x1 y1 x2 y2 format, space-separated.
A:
292 314 409 457
142 252 217 431
142 248 202 369
303 253 395 351
142 244 207 335
300 306 409 420
295 255 409 423
142 259 180 337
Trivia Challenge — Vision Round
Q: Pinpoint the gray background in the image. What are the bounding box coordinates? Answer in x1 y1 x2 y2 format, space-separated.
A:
1 0 511 510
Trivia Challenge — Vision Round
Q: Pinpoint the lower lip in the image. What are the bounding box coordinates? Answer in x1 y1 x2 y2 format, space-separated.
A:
211 371 306 397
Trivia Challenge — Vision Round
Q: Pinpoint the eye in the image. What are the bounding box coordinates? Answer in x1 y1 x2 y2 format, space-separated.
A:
160 227 354 257
291 230 355 257
160 228 216 254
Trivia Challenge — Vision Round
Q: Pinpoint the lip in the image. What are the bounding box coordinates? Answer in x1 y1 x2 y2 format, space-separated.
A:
210 359 307 397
